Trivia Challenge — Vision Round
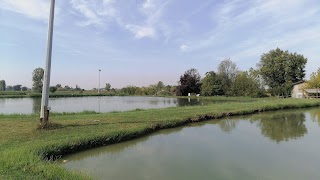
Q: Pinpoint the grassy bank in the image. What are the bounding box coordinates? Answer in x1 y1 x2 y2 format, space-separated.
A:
1 98 320 179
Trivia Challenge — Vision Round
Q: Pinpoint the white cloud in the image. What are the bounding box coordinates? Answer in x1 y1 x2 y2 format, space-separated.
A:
179 44 189 52
125 24 155 39
0 0 50 20
70 0 116 26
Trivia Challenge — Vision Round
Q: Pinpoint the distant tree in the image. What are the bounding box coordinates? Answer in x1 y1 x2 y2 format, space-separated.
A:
21 86 28 91
0 80 6 91
56 84 62 88
217 58 238 95
201 71 223 96
156 81 165 91
75 85 81 91
32 68 44 92
230 71 263 97
6 85 13 91
176 68 201 96
64 85 71 91
105 83 111 91
121 85 138 95
13 84 22 91
305 68 320 89
49 86 57 93
258 48 307 96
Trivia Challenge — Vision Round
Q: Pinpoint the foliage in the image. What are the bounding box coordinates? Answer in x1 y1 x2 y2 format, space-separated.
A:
49 86 57 93
230 71 265 97
13 84 22 91
21 86 28 91
6 85 13 91
258 48 307 96
32 68 44 92
217 58 238 95
105 83 111 91
305 68 320 89
201 71 223 96
0 80 6 91
176 68 201 96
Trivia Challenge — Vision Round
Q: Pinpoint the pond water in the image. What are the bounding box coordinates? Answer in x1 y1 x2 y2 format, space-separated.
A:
60 108 320 180
0 96 223 114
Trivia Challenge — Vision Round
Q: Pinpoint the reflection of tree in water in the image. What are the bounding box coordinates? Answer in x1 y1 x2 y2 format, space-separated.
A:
32 98 42 114
255 112 307 143
309 109 320 126
218 119 237 133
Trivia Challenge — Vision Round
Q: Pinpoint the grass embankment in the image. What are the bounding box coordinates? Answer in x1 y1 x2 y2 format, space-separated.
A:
1 98 320 179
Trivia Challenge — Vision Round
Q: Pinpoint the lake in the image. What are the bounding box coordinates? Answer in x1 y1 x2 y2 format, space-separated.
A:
60 108 320 180
0 96 223 114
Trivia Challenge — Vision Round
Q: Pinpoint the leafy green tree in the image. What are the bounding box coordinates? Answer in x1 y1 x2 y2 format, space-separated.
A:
176 68 201 96
305 68 320 89
258 48 307 96
0 80 6 91
32 68 44 92
49 86 57 93
6 85 13 91
21 86 28 91
230 71 264 97
217 58 238 95
13 84 22 91
105 83 111 91
156 81 165 91
201 71 222 96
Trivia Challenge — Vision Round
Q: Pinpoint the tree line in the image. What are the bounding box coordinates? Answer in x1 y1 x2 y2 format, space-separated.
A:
176 48 312 97
1 48 319 97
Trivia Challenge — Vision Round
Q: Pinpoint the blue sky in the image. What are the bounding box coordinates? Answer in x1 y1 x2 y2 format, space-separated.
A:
0 0 319 89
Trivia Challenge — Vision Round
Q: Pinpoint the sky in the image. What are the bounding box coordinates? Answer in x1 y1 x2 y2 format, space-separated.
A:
0 0 320 89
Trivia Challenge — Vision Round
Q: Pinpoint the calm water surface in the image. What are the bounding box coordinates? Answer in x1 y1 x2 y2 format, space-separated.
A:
60 108 320 180
0 96 217 114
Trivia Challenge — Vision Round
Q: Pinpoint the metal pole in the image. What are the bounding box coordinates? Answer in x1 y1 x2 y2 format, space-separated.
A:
98 69 101 93
40 0 55 128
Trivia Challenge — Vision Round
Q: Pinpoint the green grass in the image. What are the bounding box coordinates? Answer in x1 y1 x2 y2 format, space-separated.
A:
1 97 320 179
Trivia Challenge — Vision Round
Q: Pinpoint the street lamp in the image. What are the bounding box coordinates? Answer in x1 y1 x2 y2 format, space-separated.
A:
98 69 101 93
40 0 55 128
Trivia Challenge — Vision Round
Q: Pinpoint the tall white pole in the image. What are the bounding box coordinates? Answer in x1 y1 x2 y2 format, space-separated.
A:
40 0 55 127
98 69 101 93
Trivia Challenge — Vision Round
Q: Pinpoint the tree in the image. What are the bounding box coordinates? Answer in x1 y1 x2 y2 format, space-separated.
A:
230 71 263 97
156 81 165 92
305 68 320 89
21 86 28 91
0 80 6 91
32 68 44 92
258 48 307 96
13 84 22 91
6 85 13 91
176 68 201 96
49 86 57 93
105 83 111 91
217 58 238 95
201 71 223 96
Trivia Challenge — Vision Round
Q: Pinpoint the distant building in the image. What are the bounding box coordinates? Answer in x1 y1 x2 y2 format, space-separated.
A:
291 81 306 98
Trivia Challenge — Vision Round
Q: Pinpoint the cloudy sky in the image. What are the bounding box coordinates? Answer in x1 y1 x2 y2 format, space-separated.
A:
0 0 319 89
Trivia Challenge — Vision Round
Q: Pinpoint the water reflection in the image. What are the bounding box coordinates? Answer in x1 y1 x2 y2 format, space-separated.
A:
61 109 320 180
250 111 307 143
218 119 238 133
32 98 41 114
309 108 320 126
